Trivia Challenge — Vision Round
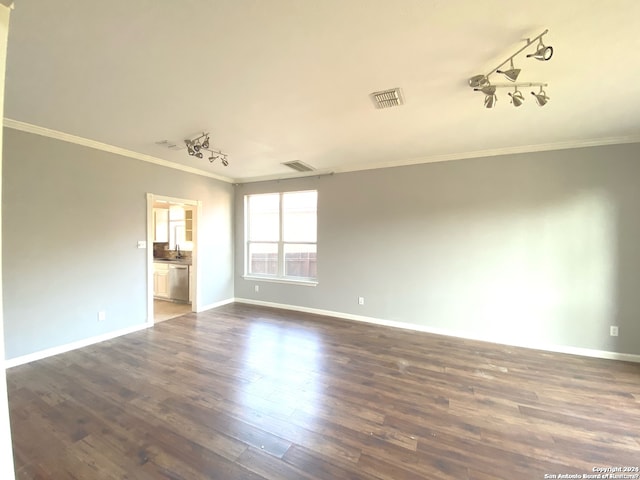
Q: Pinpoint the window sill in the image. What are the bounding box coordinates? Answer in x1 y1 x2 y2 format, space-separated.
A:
242 275 318 287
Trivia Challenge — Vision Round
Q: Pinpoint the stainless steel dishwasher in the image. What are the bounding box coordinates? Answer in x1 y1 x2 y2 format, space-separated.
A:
168 264 189 303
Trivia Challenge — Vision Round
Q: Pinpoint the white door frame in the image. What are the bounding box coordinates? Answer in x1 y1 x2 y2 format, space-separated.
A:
0 5 16 479
146 193 202 324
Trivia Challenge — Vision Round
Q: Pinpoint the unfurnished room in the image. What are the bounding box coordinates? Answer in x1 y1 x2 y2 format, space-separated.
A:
0 1 639 479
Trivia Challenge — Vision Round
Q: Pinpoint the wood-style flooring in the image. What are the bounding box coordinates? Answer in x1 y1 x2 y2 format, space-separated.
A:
7 303 640 479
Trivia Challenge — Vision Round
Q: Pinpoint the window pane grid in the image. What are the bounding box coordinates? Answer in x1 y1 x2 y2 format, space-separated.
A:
248 242 278 276
245 191 317 281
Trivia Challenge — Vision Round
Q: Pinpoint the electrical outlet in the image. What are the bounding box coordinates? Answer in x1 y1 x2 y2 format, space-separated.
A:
255 285 260 293
610 325 619 336
358 296 365 305
98 311 106 322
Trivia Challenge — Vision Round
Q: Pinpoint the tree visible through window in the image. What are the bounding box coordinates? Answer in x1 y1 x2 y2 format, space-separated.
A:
246 190 317 281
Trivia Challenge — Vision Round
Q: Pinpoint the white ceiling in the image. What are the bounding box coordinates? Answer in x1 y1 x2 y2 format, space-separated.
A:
5 1 640 183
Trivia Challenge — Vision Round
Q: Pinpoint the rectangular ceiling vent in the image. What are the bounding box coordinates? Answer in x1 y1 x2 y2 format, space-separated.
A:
282 160 315 172
155 139 184 151
370 88 404 109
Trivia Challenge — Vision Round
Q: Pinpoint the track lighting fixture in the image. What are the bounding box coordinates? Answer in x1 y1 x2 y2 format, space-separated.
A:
508 87 525 107
484 94 497 109
184 132 229 166
468 74 489 89
474 85 497 109
496 59 521 82
531 86 549 106
467 29 553 108
526 38 553 61
474 82 548 109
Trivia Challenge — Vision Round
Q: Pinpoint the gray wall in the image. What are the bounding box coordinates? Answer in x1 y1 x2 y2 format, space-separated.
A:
3 128 234 359
235 143 640 355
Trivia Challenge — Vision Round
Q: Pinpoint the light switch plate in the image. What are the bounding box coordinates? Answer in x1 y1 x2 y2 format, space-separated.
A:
137 240 147 249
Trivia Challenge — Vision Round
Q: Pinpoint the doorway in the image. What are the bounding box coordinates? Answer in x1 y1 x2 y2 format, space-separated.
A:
146 193 201 324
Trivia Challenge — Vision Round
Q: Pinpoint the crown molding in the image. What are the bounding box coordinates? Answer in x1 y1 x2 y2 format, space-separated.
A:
326 134 640 177
6 118 640 185
233 134 640 184
3 118 234 183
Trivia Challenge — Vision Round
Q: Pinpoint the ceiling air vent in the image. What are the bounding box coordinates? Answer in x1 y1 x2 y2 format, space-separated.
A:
155 139 184 151
370 88 404 109
282 161 315 172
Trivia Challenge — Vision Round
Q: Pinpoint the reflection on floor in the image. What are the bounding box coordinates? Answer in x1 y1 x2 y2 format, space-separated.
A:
154 299 192 323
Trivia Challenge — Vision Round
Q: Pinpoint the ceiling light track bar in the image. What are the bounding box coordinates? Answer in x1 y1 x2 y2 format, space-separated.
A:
468 29 553 89
485 29 549 80
476 82 548 90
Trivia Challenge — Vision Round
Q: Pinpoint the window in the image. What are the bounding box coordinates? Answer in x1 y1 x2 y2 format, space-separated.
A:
245 190 317 282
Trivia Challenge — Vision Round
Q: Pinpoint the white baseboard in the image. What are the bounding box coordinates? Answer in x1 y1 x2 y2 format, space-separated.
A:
5 322 153 369
234 298 640 364
196 297 235 313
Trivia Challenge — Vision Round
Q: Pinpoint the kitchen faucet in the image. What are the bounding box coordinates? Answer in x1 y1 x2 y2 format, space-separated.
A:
175 244 182 259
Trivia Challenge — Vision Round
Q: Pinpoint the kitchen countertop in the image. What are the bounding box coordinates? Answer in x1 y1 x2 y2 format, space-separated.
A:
153 258 192 265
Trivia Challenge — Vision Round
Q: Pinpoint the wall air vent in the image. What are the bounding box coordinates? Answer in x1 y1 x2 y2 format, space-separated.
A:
370 88 404 109
282 161 315 172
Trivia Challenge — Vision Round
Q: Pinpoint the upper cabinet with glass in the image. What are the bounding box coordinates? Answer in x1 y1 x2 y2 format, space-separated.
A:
153 204 194 251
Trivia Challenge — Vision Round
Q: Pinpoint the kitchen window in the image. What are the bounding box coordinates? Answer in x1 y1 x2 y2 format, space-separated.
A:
245 190 317 283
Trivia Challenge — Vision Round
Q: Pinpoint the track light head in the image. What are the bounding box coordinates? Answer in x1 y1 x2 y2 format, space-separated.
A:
531 88 549 106
468 75 489 88
196 152 203 158
496 59 520 82
202 137 210 149
527 40 553 61
498 68 521 82
484 94 497 109
474 85 496 95
508 89 525 107
222 158 229 166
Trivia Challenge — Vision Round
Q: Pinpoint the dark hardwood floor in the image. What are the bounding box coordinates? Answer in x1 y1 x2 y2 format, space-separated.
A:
7 303 640 479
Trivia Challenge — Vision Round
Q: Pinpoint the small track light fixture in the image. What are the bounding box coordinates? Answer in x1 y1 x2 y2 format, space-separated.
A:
509 87 525 107
468 74 489 88
467 29 553 108
531 87 550 106
484 93 497 109
473 82 547 109
473 85 497 109
497 59 521 82
527 38 553 61
184 132 229 167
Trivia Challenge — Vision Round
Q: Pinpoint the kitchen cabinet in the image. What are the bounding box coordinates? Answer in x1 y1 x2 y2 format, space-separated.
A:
185 209 193 242
153 262 169 298
153 208 169 242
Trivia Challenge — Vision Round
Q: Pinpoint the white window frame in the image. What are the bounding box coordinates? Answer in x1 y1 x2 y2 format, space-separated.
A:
244 190 318 286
